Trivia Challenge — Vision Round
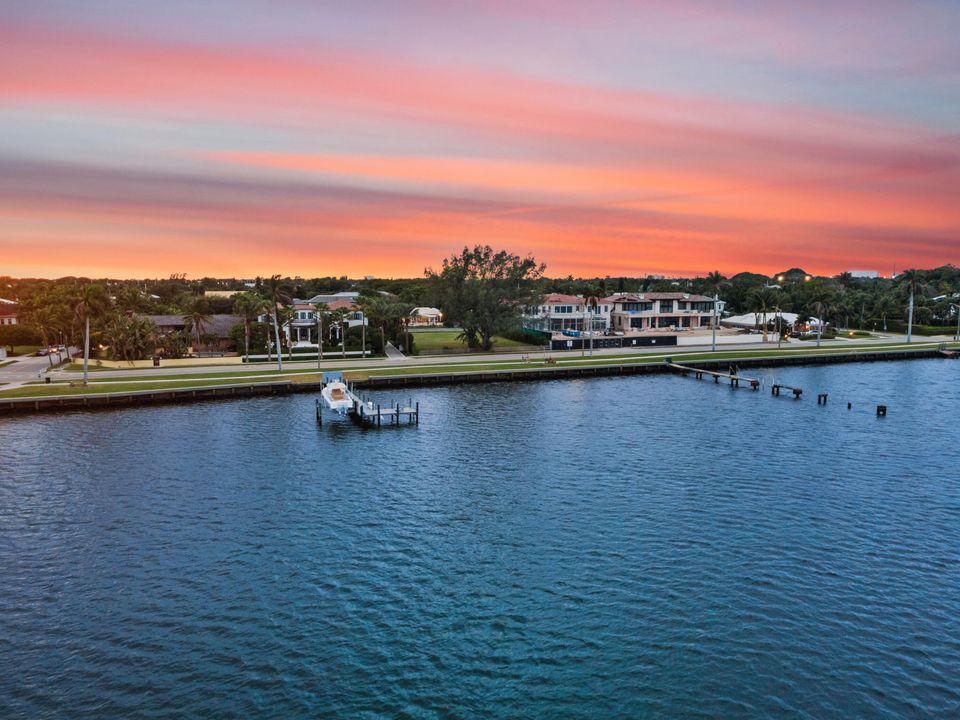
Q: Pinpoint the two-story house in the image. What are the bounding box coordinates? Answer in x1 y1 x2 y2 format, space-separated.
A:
608 292 715 332
525 294 613 332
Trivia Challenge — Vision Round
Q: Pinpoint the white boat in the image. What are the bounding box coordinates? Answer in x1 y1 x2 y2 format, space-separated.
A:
321 381 353 413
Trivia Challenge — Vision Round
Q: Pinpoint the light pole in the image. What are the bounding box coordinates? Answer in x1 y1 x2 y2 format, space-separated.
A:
712 294 718 352
951 303 960 341
776 306 782 349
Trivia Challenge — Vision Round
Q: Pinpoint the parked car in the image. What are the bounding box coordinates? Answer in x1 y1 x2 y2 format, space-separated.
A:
35 348 50 356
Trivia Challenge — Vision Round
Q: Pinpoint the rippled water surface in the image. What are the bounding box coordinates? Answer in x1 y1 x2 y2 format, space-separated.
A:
2 360 959 719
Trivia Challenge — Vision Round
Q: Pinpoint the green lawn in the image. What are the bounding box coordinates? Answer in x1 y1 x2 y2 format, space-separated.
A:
0 375 321 399
412 330 537 353
2 340 954 401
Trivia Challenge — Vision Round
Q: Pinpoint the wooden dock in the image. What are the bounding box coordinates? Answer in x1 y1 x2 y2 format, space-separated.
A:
316 378 419 428
667 362 760 389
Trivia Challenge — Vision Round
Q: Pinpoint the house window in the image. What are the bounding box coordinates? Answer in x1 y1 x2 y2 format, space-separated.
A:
659 300 674 312
621 302 653 312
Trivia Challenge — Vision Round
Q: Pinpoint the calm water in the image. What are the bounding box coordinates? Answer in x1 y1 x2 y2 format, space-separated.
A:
2 360 959 719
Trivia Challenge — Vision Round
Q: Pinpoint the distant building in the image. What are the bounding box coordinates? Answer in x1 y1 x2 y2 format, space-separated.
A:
409 307 443 326
847 270 879 279
305 291 360 305
0 298 17 326
721 312 799 329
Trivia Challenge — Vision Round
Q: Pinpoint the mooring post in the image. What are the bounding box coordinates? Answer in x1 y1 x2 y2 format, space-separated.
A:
395 403 400 424
377 404 381 427
316 398 322 426
415 401 419 425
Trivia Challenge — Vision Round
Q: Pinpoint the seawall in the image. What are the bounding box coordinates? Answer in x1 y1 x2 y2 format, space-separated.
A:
0 348 950 416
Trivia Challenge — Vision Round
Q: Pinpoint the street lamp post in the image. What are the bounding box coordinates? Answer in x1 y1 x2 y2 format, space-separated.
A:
711 294 719 352
776 307 782 349
951 303 960 341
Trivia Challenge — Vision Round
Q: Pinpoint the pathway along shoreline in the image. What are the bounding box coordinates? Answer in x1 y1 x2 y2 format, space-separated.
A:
0 346 953 416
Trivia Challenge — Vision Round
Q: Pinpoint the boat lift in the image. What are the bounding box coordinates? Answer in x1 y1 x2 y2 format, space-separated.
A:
316 371 419 428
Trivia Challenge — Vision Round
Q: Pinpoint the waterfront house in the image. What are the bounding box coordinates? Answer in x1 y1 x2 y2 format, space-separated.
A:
145 314 241 351
0 298 18 326
525 293 612 332
608 292 715 331
286 299 366 346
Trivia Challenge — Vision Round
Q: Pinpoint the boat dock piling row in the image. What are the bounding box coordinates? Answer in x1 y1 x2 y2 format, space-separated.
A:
667 361 893 416
772 383 803 399
667 362 760 389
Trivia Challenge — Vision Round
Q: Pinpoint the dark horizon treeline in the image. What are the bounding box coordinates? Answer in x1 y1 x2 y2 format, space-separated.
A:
2 262 959 360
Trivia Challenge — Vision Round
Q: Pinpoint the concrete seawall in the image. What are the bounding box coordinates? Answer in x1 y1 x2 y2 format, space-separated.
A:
0 348 948 416
355 348 944 388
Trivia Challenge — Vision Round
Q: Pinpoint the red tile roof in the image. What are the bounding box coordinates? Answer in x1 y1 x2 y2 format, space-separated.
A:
542 293 582 304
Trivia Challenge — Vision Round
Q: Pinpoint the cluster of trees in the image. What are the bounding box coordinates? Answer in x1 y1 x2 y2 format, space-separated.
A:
695 266 959 342
3 260 956 368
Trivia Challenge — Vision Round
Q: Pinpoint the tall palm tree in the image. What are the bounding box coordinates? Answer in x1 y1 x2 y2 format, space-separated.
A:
233 291 269 362
264 275 289 370
361 296 391 355
899 269 926 343
360 307 368 358
584 295 599 356
807 284 835 348
333 307 351 358
182 297 212 355
313 302 329 368
73 284 111 382
870 293 895 333
704 270 729 351
748 286 778 342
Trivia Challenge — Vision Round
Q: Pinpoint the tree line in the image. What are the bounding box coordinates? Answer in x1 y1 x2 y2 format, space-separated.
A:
3 257 957 369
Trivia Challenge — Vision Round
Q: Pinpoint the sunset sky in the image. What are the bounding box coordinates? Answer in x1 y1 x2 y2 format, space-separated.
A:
1 1 958 279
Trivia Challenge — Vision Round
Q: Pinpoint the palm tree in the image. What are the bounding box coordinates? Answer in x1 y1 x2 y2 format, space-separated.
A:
313 302 329 368
873 294 897 333
361 296 391 355
263 275 289 370
807 284 835 348
73 284 111 382
360 307 368 358
584 295 599 356
234 291 269 362
704 270 729 350
899 269 926 343
333 307 351 358
275 306 295 361
182 297 212 355
748 286 777 342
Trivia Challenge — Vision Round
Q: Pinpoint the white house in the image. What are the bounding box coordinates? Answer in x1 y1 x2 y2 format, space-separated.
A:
525 293 612 332
409 307 443 326
608 292 715 331
0 298 18 326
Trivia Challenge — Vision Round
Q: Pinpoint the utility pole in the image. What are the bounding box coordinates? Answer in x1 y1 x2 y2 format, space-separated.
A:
712 294 718 352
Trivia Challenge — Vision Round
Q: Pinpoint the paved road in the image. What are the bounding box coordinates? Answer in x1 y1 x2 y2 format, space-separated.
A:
0 349 73 389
